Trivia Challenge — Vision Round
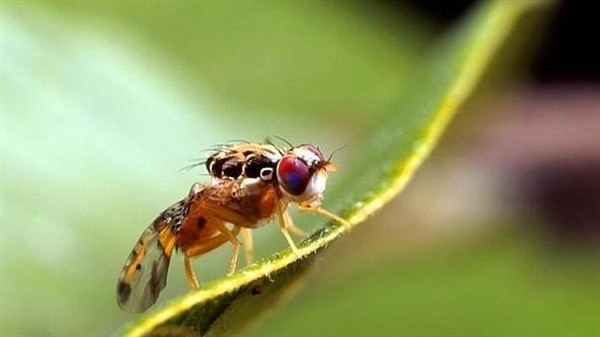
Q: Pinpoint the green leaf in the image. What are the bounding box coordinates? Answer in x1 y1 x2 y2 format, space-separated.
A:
1 1 553 336
2 3 430 336
116 1 551 336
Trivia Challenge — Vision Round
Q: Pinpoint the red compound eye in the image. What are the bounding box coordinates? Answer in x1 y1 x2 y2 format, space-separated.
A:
277 156 310 196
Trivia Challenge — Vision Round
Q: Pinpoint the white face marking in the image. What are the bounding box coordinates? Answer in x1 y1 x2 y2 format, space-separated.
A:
309 170 328 196
279 169 328 207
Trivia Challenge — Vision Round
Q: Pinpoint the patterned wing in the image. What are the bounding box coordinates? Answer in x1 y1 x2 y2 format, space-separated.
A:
116 199 187 313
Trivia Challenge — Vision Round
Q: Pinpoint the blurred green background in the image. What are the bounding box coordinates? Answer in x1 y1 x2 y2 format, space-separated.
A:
1 1 598 336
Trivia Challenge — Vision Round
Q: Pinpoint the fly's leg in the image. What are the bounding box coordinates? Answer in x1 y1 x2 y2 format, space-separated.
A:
183 234 230 289
213 222 241 276
184 257 201 289
282 210 308 237
276 202 301 255
182 224 241 288
298 204 351 229
241 228 254 265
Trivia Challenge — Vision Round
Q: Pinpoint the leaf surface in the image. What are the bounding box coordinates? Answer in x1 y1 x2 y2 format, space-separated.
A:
118 1 551 336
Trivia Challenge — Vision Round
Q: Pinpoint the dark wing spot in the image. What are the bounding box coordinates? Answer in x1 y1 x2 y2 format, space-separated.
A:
117 281 132 303
135 263 142 271
149 261 164 298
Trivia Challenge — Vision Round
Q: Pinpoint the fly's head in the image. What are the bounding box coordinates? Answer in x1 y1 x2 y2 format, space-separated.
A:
275 144 337 207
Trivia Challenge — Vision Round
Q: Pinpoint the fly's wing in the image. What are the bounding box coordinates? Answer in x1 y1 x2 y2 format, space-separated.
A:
116 199 187 313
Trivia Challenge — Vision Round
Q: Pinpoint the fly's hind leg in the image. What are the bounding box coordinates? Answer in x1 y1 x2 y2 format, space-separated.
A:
183 233 230 289
182 223 241 288
184 256 201 289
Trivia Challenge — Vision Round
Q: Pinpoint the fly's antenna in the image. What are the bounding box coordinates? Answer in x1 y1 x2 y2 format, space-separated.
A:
327 140 352 163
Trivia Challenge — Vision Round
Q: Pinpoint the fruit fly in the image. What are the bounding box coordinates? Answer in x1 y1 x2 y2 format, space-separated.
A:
116 142 349 313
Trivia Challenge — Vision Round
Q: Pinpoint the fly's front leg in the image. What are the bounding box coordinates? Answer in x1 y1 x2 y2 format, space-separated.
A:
276 202 301 255
241 228 254 266
282 210 308 237
298 203 351 229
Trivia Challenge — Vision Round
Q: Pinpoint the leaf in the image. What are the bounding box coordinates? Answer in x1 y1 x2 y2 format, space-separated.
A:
1 2 429 336
118 1 551 336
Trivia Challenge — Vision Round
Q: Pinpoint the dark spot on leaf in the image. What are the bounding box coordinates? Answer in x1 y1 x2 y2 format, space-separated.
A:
250 285 262 296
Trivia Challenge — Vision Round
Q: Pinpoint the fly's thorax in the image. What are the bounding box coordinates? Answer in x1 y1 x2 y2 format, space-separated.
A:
209 176 280 227
205 143 282 180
